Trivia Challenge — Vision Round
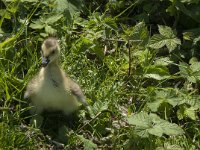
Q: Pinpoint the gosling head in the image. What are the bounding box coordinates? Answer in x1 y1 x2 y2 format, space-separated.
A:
41 37 60 67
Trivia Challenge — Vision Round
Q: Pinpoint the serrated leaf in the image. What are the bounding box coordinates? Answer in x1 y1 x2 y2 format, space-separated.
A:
147 99 164 112
147 90 182 112
154 57 172 66
128 112 184 137
149 25 181 52
179 62 190 77
104 17 118 30
148 125 163 137
184 107 196 120
45 14 63 24
144 74 169 80
45 25 56 34
89 101 108 118
78 135 97 150
29 20 45 29
150 114 184 136
21 0 38 2
149 34 167 49
190 62 200 72
166 38 181 52
135 126 149 138
158 25 175 38
55 0 82 15
0 9 11 19
127 112 151 128
161 121 184 136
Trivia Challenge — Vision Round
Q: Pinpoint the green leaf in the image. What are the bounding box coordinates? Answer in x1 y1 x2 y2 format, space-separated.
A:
144 74 169 80
179 62 190 77
148 125 163 137
45 14 63 24
144 65 170 80
127 112 151 128
128 112 184 137
55 0 82 15
158 25 175 38
29 20 45 29
104 17 118 30
147 99 164 112
149 114 184 136
149 25 181 52
45 25 57 34
161 121 184 136
154 57 173 66
149 34 167 49
147 89 182 112
166 38 181 52
21 0 38 2
190 62 200 73
184 106 196 120
89 101 108 118
78 135 97 150
0 9 11 19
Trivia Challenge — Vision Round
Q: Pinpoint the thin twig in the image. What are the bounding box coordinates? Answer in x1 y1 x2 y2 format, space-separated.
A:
128 40 131 76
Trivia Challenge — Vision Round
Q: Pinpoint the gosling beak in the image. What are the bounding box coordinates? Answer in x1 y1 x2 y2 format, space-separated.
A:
42 56 50 67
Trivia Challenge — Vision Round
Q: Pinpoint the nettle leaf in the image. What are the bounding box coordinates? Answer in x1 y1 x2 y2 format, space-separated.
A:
21 0 38 2
149 34 166 49
122 22 149 45
144 74 169 80
127 112 151 128
128 112 184 137
147 99 164 112
45 14 63 24
158 25 175 38
166 38 181 52
135 126 149 138
179 60 200 83
154 57 173 66
147 89 182 112
55 0 82 15
190 62 200 73
45 25 57 34
78 135 97 150
104 17 118 30
184 106 196 120
179 62 190 77
149 114 184 136
160 121 184 136
89 101 108 118
144 65 170 80
156 142 183 150
29 20 45 29
148 124 163 137
149 25 181 52
0 9 11 19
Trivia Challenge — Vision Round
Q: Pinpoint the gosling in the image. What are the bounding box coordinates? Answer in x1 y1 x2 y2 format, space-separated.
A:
24 37 88 115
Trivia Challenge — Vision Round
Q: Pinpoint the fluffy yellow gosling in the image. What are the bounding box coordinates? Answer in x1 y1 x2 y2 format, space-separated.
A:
24 37 88 115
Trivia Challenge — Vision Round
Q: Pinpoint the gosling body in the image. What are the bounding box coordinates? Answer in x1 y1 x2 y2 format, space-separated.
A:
24 37 87 115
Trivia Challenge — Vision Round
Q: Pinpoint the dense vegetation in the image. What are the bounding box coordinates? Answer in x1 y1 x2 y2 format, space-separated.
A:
0 0 200 149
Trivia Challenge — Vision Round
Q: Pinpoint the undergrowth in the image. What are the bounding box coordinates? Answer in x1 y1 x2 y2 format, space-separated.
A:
0 0 200 149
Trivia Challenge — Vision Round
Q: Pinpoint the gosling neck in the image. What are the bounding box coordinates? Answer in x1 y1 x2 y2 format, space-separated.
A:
51 58 60 65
